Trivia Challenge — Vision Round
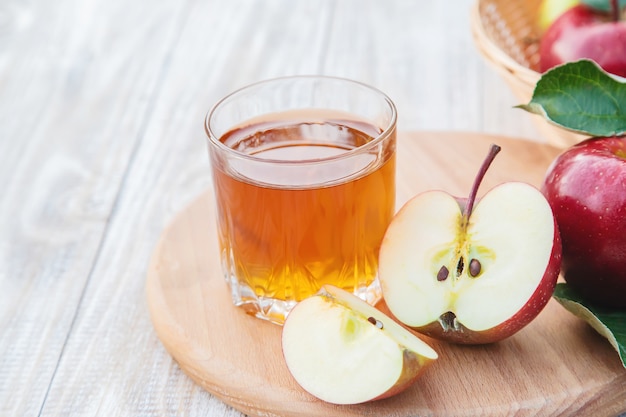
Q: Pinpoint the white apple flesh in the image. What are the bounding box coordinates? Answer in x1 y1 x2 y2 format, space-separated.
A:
379 145 562 344
281 285 438 405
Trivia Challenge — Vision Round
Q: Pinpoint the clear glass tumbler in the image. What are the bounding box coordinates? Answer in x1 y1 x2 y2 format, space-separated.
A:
205 76 397 324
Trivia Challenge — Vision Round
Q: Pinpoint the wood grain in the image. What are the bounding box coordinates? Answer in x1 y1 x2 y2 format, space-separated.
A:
147 132 626 417
0 0 192 414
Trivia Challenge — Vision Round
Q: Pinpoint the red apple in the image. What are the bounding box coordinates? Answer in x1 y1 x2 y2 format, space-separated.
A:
542 136 626 308
539 1 626 77
379 145 562 344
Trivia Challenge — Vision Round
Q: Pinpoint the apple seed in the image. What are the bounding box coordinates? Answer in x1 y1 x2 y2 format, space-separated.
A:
469 258 481 277
367 316 384 329
456 257 464 277
437 266 449 281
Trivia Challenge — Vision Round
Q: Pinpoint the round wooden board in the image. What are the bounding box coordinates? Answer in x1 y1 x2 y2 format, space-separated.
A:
146 132 626 417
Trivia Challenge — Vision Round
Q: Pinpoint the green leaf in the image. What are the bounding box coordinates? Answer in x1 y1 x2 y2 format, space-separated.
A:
553 283 626 368
581 0 626 12
517 60 626 137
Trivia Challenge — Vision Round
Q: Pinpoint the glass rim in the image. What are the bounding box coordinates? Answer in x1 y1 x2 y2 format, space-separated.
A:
204 75 397 165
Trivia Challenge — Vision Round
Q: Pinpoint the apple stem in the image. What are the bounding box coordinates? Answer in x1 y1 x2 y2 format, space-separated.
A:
611 0 620 22
462 144 501 224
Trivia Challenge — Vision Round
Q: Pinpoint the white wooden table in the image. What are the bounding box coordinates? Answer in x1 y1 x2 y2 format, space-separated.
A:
1 0 551 415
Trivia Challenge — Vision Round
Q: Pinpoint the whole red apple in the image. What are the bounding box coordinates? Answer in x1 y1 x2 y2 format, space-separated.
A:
542 136 626 308
539 1 626 77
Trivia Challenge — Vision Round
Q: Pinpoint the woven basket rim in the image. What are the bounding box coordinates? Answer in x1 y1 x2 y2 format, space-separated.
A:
470 0 541 88
469 0 589 148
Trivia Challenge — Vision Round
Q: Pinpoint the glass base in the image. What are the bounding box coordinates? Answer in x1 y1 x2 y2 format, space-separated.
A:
225 272 383 325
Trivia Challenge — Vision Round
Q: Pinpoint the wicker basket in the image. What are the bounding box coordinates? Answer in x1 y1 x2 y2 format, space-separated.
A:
470 0 587 148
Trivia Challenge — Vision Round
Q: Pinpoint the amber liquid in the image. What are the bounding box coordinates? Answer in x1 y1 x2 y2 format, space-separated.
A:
211 112 396 315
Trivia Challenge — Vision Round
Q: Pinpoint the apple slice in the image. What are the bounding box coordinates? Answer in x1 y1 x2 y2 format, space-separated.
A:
379 144 562 344
281 284 438 405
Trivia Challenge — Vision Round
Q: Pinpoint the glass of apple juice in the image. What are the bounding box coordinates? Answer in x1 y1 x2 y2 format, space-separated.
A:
204 76 397 324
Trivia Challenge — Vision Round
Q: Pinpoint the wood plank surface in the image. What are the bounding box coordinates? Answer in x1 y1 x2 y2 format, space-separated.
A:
0 0 192 415
146 132 626 417
2 0 614 415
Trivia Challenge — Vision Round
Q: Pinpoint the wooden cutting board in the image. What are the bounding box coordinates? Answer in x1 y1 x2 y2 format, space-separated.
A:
146 132 626 417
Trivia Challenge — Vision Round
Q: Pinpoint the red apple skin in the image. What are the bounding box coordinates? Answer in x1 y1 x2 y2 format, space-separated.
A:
539 4 626 77
542 136 626 308
372 349 432 401
406 197 563 345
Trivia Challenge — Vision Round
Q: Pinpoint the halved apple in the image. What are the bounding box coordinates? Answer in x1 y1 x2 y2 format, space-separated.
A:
281 285 438 405
379 145 562 344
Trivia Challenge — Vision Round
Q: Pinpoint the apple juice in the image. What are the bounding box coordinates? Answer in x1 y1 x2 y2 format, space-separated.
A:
210 111 396 322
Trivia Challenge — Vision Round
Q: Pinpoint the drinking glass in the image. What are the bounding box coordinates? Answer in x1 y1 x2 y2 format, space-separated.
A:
205 76 397 324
